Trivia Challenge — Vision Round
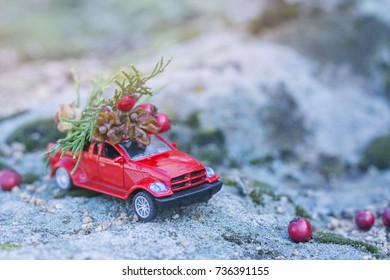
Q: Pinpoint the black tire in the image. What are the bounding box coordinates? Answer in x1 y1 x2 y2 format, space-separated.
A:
133 191 158 222
54 167 73 191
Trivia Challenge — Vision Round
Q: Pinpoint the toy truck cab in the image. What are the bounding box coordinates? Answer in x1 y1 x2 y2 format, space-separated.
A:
49 134 222 221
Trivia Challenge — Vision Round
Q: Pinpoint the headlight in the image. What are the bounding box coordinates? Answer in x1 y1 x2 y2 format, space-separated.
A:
149 181 168 193
206 167 216 178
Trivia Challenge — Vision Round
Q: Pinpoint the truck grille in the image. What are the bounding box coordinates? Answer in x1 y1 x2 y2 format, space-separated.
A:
170 169 207 191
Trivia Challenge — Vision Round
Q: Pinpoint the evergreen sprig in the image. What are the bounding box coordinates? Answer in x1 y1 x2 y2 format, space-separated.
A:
111 57 171 108
44 57 171 174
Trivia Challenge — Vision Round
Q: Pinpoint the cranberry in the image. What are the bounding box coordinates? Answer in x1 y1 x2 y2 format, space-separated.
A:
136 103 158 116
288 217 312 243
117 94 137 112
382 208 390 228
355 210 375 230
0 169 22 191
156 112 171 133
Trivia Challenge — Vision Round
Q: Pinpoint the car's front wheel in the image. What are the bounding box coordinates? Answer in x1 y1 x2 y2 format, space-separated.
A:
54 167 72 191
133 191 158 222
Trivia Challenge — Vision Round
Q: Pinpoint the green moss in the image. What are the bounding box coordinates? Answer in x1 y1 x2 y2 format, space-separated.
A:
359 135 390 170
55 188 101 199
184 111 200 129
0 242 22 251
250 180 280 206
22 172 40 184
249 0 300 34
250 180 311 218
317 154 348 179
228 158 241 168
258 85 308 154
0 160 8 169
0 109 29 124
316 232 378 254
194 128 225 146
6 118 64 152
219 174 235 186
249 155 274 166
191 127 226 166
294 205 311 219
386 69 390 94
197 147 225 166
221 233 261 246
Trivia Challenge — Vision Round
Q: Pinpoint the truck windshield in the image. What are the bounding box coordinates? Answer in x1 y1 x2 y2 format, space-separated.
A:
120 135 172 160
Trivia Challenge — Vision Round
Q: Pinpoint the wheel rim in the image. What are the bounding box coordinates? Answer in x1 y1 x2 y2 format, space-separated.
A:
55 168 70 190
135 196 150 219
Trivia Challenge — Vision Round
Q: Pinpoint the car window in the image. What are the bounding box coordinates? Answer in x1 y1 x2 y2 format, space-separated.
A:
93 143 99 155
103 143 120 159
120 135 171 160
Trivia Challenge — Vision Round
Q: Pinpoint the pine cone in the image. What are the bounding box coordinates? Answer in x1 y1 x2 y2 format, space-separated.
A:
127 107 158 145
92 111 122 143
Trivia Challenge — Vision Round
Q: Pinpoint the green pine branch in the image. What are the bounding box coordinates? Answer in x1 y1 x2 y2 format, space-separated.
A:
111 57 171 109
44 57 171 174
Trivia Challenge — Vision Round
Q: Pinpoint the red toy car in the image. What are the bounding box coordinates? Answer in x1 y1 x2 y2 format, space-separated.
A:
47 135 222 221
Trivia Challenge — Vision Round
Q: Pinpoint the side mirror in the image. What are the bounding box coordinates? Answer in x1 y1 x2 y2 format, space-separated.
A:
113 156 124 164
171 142 177 149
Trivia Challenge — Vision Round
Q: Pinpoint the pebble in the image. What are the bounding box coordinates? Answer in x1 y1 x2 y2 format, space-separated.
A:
95 221 111 232
36 185 48 193
292 250 299 256
83 217 93 224
11 186 21 193
81 223 94 231
365 236 374 241
47 206 57 213
55 203 64 210
276 206 285 214
181 239 191 248
131 215 139 223
327 217 340 229
19 192 31 202
172 213 180 220
25 184 36 192
30 197 46 207
11 142 25 152
30 236 39 244
52 189 60 196
13 151 24 160
280 196 289 204
235 176 253 196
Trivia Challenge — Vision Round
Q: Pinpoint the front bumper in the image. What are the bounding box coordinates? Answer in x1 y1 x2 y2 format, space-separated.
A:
155 180 223 209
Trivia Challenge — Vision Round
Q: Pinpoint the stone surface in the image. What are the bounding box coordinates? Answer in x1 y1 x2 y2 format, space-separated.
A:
1 0 390 260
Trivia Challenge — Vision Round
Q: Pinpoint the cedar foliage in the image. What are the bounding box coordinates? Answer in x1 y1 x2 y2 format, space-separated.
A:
45 57 171 174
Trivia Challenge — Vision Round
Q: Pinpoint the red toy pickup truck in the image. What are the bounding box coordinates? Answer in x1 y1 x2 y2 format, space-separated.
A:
48 134 222 221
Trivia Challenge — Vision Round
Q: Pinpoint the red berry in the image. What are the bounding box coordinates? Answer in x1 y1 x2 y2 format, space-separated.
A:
0 169 22 191
136 103 157 116
117 94 137 112
382 208 390 228
288 217 312 243
355 210 375 230
156 112 171 133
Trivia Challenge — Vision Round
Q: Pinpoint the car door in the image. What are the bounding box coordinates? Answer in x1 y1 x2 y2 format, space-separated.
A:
80 143 99 183
98 142 124 189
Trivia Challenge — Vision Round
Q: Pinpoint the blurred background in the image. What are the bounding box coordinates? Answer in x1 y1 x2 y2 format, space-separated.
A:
2 0 390 174
1 0 390 260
